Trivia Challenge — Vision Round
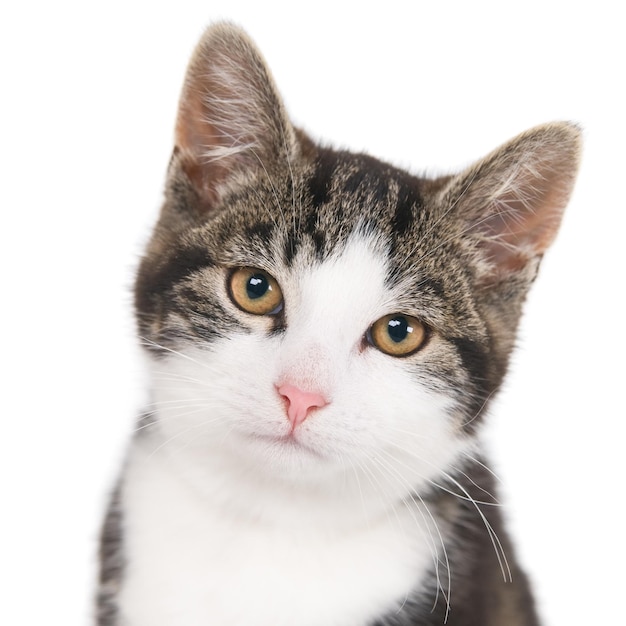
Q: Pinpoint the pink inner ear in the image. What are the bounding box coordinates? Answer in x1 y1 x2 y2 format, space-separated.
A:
171 24 295 215
443 123 581 280
477 200 559 274
175 75 255 212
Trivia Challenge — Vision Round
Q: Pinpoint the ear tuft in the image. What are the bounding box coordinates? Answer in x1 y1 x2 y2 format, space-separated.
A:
441 122 582 282
174 23 296 211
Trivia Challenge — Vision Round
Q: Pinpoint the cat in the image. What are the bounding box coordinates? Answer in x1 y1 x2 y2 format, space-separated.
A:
97 22 581 626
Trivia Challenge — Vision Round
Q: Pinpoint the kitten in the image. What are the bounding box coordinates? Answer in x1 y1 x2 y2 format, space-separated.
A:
97 22 581 626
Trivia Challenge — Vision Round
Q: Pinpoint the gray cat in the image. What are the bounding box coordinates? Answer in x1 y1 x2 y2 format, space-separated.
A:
98 22 581 626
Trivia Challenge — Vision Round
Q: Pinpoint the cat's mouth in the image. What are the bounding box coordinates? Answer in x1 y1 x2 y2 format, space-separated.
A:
244 430 325 459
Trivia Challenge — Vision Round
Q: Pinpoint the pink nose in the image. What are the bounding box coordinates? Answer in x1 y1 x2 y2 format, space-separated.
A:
277 384 328 428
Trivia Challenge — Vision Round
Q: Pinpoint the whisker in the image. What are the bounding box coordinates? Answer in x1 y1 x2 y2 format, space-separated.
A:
150 370 211 386
372 451 451 618
138 337 215 372
146 412 230 458
459 387 498 429
382 439 511 583
461 451 504 485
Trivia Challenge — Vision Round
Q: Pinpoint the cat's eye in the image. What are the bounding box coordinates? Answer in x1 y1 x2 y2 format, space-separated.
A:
368 314 427 357
228 267 284 316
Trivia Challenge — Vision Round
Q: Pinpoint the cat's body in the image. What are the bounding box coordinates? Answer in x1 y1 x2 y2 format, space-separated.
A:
97 23 580 626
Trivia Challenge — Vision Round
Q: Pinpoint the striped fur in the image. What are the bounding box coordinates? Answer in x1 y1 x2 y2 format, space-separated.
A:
98 23 581 626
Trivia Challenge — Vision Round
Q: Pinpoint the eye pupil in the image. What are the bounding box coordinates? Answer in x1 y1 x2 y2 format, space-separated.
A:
387 317 410 343
247 274 269 299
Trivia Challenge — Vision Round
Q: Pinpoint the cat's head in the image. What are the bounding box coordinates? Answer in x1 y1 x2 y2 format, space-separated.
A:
134 24 580 519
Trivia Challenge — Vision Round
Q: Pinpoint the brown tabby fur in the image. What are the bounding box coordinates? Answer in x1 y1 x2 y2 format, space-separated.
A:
98 22 581 625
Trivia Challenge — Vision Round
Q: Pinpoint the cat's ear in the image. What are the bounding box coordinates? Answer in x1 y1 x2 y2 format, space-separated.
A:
440 122 582 284
174 23 296 212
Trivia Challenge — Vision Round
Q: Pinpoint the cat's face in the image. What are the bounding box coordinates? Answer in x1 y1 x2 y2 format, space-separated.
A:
134 24 580 521
145 237 463 488
139 175 476 500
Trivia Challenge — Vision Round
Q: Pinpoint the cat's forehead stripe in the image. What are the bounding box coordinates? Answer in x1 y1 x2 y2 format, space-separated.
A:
306 149 424 238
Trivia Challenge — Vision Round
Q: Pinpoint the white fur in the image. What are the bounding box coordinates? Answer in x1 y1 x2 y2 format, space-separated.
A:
120 235 472 625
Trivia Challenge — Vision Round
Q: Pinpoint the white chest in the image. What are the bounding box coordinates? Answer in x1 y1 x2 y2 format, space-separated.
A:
118 442 436 626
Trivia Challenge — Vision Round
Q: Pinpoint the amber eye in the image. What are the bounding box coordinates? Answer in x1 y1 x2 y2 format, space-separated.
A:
368 314 427 357
228 268 284 316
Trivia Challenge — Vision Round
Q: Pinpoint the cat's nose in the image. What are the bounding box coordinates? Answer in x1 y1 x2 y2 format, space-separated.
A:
277 383 328 429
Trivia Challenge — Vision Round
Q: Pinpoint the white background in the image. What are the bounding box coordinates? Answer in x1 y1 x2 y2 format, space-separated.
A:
1 1 624 624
